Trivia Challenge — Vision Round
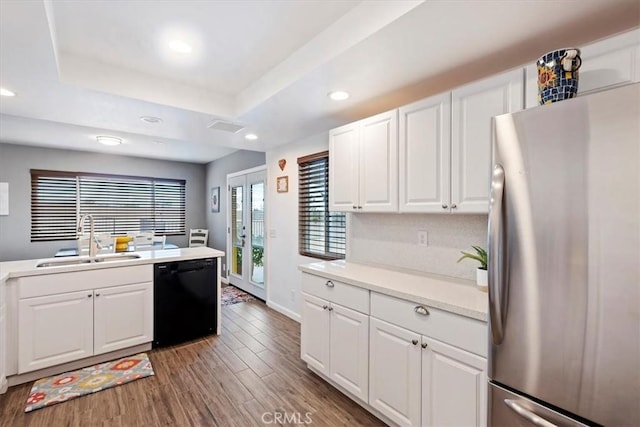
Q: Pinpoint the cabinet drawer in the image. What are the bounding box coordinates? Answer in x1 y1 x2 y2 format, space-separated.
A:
301 273 369 314
371 292 487 357
18 265 153 299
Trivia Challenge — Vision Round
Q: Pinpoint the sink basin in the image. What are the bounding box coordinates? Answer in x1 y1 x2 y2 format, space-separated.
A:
36 259 94 268
95 254 141 262
36 253 141 268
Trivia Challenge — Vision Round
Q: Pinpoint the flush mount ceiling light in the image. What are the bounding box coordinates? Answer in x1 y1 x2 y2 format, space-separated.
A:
245 133 258 141
96 136 123 146
328 91 350 101
140 116 163 124
169 40 192 54
0 87 16 97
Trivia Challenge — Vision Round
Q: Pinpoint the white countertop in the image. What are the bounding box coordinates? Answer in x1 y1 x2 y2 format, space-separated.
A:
0 247 224 283
299 260 488 321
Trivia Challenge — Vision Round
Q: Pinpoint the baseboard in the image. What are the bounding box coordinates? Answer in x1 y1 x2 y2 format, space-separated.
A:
7 342 151 388
307 365 396 426
221 276 229 285
266 300 301 323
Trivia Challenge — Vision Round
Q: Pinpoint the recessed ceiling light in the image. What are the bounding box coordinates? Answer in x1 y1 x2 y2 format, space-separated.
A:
0 87 16 97
328 91 349 101
96 136 123 146
140 116 163 124
169 40 192 54
245 133 258 141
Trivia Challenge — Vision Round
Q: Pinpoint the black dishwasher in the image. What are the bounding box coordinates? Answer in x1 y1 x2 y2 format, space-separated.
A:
153 258 217 348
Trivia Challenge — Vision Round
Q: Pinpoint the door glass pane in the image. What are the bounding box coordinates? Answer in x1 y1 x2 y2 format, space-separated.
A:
250 182 264 285
231 185 243 276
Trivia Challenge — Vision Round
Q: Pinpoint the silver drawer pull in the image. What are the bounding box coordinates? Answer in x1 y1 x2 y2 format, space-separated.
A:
504 400 558 427
325 280 335 288
414 305 429 316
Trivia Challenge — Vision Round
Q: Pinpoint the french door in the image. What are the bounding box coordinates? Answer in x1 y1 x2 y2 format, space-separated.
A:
227 167 266 300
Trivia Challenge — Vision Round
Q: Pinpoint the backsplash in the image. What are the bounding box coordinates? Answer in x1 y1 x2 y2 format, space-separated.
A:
347 213 488 281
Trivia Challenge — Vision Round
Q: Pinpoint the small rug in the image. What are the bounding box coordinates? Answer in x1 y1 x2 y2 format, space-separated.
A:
25 352 154 413
222 285 255 306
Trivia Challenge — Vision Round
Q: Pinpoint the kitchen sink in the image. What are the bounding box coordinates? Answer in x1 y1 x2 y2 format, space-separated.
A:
36 253 141 268
94 254 141 262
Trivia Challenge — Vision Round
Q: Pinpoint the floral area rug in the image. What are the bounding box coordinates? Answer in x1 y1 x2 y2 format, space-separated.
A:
221 285 256 306
25 352 154 413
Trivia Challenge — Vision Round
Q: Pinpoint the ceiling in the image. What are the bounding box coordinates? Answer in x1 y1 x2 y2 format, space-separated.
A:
0 0 638 164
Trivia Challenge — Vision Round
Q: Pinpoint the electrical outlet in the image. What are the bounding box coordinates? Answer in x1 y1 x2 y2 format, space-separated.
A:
418 230 429 247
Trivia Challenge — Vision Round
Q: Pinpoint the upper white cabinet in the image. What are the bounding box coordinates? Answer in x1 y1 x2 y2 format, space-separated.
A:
329 110 398 212
399 92 452 213
526 29 640 108
451 68 524 213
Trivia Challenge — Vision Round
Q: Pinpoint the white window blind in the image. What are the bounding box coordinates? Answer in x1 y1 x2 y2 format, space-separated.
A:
31 170 185 242
297 151 346 260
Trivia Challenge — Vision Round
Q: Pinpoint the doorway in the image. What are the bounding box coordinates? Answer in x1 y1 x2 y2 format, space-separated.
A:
227 166 266 300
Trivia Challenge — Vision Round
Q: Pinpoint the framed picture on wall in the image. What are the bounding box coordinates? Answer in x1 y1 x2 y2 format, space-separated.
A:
211 186 220 213
277 176 288 193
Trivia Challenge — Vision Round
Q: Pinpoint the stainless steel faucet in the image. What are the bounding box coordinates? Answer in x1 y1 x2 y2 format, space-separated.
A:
77 214 101 258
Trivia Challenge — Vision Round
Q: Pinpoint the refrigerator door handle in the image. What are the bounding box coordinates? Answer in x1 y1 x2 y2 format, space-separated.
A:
504 399 558 427
488 164 507 344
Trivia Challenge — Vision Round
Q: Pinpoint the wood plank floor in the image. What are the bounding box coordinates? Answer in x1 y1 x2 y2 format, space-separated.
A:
0 299 386 426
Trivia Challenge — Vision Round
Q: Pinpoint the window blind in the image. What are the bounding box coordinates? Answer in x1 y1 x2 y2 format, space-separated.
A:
298 152 346 260
30 170 185 242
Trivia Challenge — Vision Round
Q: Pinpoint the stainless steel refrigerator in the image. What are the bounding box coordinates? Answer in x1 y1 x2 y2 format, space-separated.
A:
488 83 640 426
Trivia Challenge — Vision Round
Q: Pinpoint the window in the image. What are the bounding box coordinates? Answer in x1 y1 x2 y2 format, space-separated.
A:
31 170 185 241
298 151 346 260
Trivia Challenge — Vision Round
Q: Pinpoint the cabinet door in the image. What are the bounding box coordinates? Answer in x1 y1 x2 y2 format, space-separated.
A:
94 282 153 355
399 93 451 213
300 293 331 376
451 68 524 213
369 317 421 427
0 285 6 393
329 123 360 211
329 303 369 402
422 337 487 427
359 110 398 212
18 291 93 373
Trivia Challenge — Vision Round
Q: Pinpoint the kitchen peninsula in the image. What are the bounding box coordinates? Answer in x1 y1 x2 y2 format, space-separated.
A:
0 247 224 393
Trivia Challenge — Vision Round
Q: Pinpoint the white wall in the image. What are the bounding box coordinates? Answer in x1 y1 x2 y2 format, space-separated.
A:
348 213 488 281
265 131 328 321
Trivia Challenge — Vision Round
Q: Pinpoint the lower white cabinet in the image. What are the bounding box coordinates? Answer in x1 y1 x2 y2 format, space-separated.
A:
301 292 369 402
369 317 487 427
18 282 152 374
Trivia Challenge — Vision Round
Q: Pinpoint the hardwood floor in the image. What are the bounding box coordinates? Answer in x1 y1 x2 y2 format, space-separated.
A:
0 300 386 426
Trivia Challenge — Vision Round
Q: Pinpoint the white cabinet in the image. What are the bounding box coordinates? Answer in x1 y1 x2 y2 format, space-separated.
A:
422 338 487 427
526 29 640 108
18 291 94 373
370 292 487 427
16 267 153 374
369 317 422 427
301 287 369 402
329 110 398 212
399 92 451 213
450 69 524 213
399 69 523 214
93 283 153 355
0 284 9 393
19 283 152 373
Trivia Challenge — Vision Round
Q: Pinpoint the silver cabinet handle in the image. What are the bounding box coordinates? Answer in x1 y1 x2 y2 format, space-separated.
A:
322 305 329 310
325 280 335 288
442 204 448 209
421 342 428 349
411 339 418 345
504 400 558 427
489 164 507 345
414 305 429 316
